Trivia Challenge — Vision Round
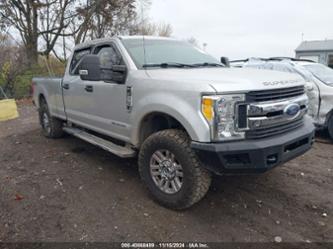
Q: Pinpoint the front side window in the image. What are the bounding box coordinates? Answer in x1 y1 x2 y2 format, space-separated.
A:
95 46 122 67
121 38 221 69
94 45 124 82
304 63 333 85
70 48 91 74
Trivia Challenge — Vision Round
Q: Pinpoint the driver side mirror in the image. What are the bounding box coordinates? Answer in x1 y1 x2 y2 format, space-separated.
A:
221 57 230 67
78 55 101 81
100 64 127 84
77 54 127 84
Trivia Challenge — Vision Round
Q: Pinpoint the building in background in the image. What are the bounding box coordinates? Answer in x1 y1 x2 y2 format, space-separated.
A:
295 40 333 69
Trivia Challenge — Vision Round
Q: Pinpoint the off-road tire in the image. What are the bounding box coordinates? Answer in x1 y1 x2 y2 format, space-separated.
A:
138 129 211 210
39 99 64 138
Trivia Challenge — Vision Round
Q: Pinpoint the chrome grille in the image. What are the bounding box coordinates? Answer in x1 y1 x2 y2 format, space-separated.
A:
237 88 308 139
246 118 304 139
246 86 305 102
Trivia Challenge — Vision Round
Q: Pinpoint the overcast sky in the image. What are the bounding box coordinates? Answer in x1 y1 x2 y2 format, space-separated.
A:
148 0 333 60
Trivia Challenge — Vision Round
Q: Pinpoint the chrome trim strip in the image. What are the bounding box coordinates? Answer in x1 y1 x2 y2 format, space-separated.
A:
248 109 307 129
248 94 308 116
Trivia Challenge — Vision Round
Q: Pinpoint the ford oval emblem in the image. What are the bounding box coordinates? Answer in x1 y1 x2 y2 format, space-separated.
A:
284 104 300 117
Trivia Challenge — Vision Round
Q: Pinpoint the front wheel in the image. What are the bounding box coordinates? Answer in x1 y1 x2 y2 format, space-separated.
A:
138 129 211 210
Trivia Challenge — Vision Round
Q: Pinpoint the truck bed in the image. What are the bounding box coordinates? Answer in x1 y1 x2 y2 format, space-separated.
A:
32 77 66 120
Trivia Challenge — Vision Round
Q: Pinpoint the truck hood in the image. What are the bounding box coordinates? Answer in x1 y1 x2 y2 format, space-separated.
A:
146 67 305 93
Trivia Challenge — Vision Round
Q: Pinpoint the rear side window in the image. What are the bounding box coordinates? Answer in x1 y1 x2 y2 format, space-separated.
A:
70 48 91 74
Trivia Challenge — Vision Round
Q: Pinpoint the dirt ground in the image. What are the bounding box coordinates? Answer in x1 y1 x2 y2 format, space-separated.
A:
0 103 332 243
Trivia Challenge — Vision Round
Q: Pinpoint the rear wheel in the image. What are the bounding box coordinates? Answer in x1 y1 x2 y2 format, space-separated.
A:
138 129 211 210
39 99 64 138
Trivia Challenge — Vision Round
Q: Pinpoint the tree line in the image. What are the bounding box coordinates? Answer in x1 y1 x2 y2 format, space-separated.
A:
0 0 172 64
0 0 172 98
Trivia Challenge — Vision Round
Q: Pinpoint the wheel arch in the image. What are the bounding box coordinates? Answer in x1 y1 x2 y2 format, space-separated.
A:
325 109 333 125
137 111 190 147
38 93 47 106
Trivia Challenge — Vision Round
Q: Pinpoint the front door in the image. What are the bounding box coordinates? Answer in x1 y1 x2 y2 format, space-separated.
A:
62 47 94 126
63 43 131 142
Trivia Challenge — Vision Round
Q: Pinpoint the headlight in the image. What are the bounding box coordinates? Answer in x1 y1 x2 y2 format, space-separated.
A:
202 94 245 141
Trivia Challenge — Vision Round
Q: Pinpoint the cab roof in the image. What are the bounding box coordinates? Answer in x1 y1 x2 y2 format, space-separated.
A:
74 35 177 51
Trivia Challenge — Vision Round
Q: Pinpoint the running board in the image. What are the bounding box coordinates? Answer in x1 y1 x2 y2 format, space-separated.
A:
63 127 136 158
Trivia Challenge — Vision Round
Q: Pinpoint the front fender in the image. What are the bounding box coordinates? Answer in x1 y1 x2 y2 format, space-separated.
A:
130 92 211 146
317 82 333 126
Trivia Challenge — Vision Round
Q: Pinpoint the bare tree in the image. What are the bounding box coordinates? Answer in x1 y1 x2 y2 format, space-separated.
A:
128 0 172 37
130 20 173 37
52 0 145 60
38 0 76 59
0 34 27 95
0 0 39 64
0 0 167 64
156 22 172 37
0 0 76 64
69 0 138 44
187 37 200 48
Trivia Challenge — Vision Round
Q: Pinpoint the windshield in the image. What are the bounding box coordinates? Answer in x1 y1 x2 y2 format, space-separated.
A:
304 63 333 85
121 38 221 69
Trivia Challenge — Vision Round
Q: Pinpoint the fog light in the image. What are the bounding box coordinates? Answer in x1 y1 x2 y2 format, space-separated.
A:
267 154 278 164
253 120 261 128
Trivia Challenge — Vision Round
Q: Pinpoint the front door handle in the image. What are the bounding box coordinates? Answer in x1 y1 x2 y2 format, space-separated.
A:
85 85 93 92
62 83 70 90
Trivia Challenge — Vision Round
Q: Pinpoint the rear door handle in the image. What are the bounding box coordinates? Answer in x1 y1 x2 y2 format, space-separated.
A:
85 85 93 92
62 83 70 90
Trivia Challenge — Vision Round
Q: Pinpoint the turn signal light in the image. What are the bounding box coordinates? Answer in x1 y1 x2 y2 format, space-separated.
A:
202 97 214 121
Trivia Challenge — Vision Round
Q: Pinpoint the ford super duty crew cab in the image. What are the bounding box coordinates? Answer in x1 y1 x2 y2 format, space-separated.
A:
32 36 315 209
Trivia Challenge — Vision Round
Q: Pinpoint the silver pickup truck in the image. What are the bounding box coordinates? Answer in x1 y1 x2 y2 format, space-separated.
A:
32 36 315 209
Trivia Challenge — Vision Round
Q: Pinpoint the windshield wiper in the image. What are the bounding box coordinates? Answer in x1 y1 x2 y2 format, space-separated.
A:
142 62 195 68
191 62 224 68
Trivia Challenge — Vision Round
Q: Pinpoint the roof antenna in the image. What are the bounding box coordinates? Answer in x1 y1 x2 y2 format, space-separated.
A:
140 0 148 70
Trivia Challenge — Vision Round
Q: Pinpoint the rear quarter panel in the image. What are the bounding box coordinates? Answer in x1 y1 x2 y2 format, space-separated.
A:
32 77 66 120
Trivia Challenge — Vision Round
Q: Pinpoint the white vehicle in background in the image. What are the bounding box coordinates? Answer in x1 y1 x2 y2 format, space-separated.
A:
231 57 333 140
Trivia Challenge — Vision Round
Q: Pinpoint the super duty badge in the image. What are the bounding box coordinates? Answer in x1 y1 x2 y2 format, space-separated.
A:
263 79 300 86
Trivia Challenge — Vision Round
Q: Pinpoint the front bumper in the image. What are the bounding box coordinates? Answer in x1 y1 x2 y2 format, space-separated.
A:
191 118 315 175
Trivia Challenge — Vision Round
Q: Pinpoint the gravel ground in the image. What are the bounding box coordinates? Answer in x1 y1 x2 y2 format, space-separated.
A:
0 103 332 243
